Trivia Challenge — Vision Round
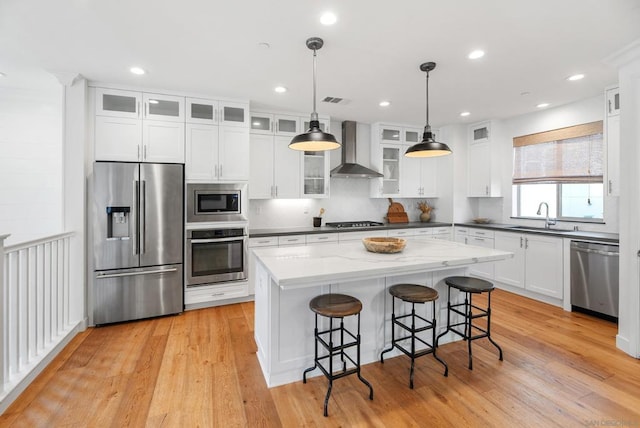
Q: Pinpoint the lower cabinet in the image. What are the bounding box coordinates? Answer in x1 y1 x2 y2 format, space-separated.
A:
494 231 563 299
466 230 494 280
184 281 249 306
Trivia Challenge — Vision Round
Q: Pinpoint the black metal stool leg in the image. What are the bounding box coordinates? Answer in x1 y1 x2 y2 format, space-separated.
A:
323 381 332 417
431 300 449 377
380 296 396 363
409 303 416 389
435 285 452 347
355 313 374 400
466 292 474 370
303 313 319 383
486 291 503 360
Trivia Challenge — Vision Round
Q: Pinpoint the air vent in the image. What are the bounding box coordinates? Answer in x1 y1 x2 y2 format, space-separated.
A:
322 96 344 104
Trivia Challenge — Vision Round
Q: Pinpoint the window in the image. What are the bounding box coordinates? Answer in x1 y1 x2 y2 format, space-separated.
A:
512 121 604 221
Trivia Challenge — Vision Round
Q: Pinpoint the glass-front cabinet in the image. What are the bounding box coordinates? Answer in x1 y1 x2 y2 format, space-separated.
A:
302 151 329 198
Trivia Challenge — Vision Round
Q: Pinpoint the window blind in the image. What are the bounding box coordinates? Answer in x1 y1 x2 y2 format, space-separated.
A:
512 121 603 184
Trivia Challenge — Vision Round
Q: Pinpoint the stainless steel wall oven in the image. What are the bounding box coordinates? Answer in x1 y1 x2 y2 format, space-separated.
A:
186 226 247 286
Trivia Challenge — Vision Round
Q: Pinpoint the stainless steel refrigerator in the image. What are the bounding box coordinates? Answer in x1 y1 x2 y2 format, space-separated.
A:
92 162 184 325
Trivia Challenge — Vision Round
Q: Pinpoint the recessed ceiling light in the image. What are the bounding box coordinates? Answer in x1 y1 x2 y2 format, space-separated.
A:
0 72 6 78
320 11 337 26
567 74 585 81
468 50 485 60
460 111 471 117
258 42 271 49
520 91 531 96
379 101 391 107
537 103 550 108
274 86 287 93
130 67 145 75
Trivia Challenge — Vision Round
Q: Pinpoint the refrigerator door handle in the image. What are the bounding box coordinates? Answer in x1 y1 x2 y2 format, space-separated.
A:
132 180 139 255
140 180 146 254
96 267 178 279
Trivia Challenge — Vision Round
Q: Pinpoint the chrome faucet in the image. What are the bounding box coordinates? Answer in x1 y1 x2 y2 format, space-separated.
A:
536 202 556 229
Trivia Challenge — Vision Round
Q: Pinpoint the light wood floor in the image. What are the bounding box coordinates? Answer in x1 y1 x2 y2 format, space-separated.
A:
2 289 640 427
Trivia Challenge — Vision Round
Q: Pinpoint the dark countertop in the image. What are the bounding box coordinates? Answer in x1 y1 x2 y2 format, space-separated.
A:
249 222 452 238
455 222 619 243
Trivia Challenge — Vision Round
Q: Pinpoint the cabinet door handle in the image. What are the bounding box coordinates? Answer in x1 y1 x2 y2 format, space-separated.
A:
608 99 612 114
609 180 612 194
485 185 489 195
525 237 529 249
137 101 141 118
143 145 147 160
137 145 141 160
520 237 523 248
219 164 223 178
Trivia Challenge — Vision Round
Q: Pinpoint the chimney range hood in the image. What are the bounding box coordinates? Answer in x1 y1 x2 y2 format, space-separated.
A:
330 121 384 178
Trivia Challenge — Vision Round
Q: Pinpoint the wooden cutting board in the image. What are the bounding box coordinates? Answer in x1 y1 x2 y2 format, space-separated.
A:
387 198 409 223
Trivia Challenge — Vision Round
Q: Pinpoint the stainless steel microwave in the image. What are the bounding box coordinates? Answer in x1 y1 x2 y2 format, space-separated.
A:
186 183 247 223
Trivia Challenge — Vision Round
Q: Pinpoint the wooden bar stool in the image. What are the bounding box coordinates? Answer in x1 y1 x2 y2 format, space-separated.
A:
380 284 448 388
302 293 374 417
436 276 503 370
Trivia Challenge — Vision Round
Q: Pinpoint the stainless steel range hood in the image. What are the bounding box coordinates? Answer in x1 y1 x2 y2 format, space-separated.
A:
330 121 384 178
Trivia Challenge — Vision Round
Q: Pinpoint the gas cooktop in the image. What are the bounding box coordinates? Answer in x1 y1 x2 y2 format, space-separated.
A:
325 221 385 229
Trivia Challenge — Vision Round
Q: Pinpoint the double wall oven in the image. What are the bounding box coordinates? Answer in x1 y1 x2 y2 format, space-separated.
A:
185 183 248 288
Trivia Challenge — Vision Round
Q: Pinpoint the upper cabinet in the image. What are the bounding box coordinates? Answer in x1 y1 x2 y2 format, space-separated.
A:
249 110 330 199
605 86 620 196
185 97 250 182
94 88 185 163
467 120 502 197
370 123 438 198
250 112 302 136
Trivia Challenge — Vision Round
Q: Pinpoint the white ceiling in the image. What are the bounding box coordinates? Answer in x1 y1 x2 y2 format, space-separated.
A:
1 0 640 127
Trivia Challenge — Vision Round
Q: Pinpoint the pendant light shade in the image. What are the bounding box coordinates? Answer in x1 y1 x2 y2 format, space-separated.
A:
289 37 341 151
405 62 452 158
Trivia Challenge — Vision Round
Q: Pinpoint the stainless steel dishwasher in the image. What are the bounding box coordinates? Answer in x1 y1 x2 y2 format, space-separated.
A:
570 241 619 321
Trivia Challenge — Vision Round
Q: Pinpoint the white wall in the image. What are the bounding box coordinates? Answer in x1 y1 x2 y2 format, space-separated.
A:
0 82 63 245
475 94 619 233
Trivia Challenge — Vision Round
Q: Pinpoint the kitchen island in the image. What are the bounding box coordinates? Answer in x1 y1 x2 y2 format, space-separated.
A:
252 238 513 387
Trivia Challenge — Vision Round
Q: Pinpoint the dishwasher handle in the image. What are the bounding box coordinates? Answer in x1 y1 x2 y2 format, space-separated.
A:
571 244 618 257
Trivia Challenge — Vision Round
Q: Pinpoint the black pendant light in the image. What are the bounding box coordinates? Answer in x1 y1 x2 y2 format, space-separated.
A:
289 37 341 151
405 62 452 158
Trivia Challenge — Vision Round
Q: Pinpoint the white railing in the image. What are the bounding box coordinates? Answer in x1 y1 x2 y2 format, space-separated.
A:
1 232 76 400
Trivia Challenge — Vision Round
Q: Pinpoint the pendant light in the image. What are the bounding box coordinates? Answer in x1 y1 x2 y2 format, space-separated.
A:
405 62 452 158
289 37 341 151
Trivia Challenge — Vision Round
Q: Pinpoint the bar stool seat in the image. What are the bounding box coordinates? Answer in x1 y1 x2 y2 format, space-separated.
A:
436 276 503 370
303 293 373 417
380 284 448 388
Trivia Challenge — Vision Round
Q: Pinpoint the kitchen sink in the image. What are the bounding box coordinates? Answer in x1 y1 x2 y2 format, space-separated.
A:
506 225 572 234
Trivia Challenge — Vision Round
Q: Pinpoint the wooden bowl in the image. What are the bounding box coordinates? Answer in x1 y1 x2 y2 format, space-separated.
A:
362 237 406 253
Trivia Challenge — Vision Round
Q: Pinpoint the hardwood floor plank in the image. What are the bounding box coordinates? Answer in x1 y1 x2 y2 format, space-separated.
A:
3 291 640 427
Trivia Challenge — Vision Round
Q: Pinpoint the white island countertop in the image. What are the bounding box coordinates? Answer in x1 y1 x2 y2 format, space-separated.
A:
251 238 513 290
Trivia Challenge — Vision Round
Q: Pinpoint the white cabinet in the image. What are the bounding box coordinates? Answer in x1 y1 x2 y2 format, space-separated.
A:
370 123 439 198
454 227 470 244
186 98 249 128
466 229 494 280
605 87 620 196
302 151 330 198
185 124 249 182
94 88 185 163
249 110 329 199
467 121 502 197
250 112 301 136
494 231 563 299
306 233 338 245
431 226 452 240
371 143 402 197
249 135 300 199
402 127 438 197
